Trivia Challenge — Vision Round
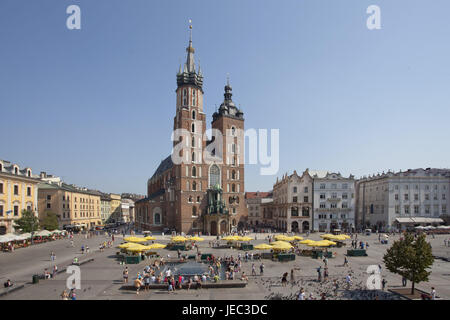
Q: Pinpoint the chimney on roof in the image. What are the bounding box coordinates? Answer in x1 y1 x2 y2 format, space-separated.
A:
40 172 47 178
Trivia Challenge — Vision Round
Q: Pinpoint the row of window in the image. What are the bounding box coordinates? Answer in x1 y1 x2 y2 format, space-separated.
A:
0 183 32 196
319 183 349 190
394 205 446 215
319 202 349 209
394 193 446 201
0 204 33 217
318 214 347 220
292 186 309 193
319 193 353 199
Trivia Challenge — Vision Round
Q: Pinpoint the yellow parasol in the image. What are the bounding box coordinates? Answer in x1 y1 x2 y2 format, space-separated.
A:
293 236 304 241
270 241 293 251
145 243 166 249
125 244 148 252
188 236 204 242
117 242 139 249
123 237 147 243
145 236 156 240
274 235 290 241
222 235 240 241
238 236 253 242
299 239 315 245
253 243 273 250
320 234 335 239
171 236 187 242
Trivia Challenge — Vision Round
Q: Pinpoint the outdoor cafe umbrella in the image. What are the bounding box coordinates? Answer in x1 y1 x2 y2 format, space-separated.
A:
171 236 187 242
124 236 147 243
274 235 293 241
126 244 148 253
270 241 293 251
320 234 335 239
36 230 52 237
144 236 156 240
222 235 240 241
145 243 167 249
299 239 314 244
0 234 19 243
293 236 304 241
238 236 253 242
253 244 273 250
117 242 140 249
189 236 204 242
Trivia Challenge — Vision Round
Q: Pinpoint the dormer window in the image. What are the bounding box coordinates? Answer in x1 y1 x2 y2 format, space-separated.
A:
14 167 18 175
27 170 31 177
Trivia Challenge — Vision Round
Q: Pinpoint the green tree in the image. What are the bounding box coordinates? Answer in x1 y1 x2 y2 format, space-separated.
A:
14 210 40 233
40 212 59 231
383 233 434 294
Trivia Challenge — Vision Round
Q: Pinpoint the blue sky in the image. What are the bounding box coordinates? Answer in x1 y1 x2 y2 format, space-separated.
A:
1 0 450 194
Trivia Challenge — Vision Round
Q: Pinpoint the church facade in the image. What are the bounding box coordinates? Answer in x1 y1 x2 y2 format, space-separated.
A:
135 34 247 235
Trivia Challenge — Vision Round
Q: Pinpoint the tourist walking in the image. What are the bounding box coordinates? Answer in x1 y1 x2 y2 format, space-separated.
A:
298 288 305 300
290 269 295 283
402 276 407 287
345 274 352 289
316 266 322 282
344 256 349 267
281 272 288 287
134 277 142 295
260 263 265 275
431 287 436 300
123 267 129 283
381 278 387 291
251 264 257 276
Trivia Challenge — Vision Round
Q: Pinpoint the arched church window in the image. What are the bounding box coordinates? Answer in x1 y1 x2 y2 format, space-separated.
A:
192 136 195 147
192 90 196 106
154 213 161 224
231 126 236 136
192 152 195 162
231 170 236 180
183 89 187 106
192 166 197 177
191 123 195 133
192 206 197 216
192 181 197 191
209 164 220 187
192 110 196 119
232 184 236 192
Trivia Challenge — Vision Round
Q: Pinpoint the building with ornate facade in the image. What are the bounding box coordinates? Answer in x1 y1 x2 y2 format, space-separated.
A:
311 171 356 232
135 31 247 235
0 160 40 234
355 168 449 231
269 170 313 233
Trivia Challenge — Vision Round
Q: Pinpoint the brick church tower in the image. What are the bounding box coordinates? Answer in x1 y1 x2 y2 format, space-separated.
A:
136 27 248 235
172 29 209 233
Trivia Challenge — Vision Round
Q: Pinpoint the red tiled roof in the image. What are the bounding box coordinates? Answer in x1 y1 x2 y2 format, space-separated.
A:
245 191 272 199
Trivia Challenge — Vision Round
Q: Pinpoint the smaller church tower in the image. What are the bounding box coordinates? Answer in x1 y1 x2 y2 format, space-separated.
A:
209 78 247 232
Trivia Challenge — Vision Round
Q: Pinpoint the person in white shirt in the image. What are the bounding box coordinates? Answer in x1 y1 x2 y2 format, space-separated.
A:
165 268 171 278
202 274 207 282
298 288 305 300
151 275 156 283
431 287 436 300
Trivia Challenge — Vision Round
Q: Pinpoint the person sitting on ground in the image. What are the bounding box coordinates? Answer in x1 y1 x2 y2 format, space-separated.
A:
241 272 249 282
3 279 13 288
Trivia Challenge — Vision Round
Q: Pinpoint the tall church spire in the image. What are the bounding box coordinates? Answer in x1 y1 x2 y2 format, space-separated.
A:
177 20 203 90
185 20 195 73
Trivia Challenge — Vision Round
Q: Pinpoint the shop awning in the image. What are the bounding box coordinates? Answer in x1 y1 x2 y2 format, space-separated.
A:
395 217 444 224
